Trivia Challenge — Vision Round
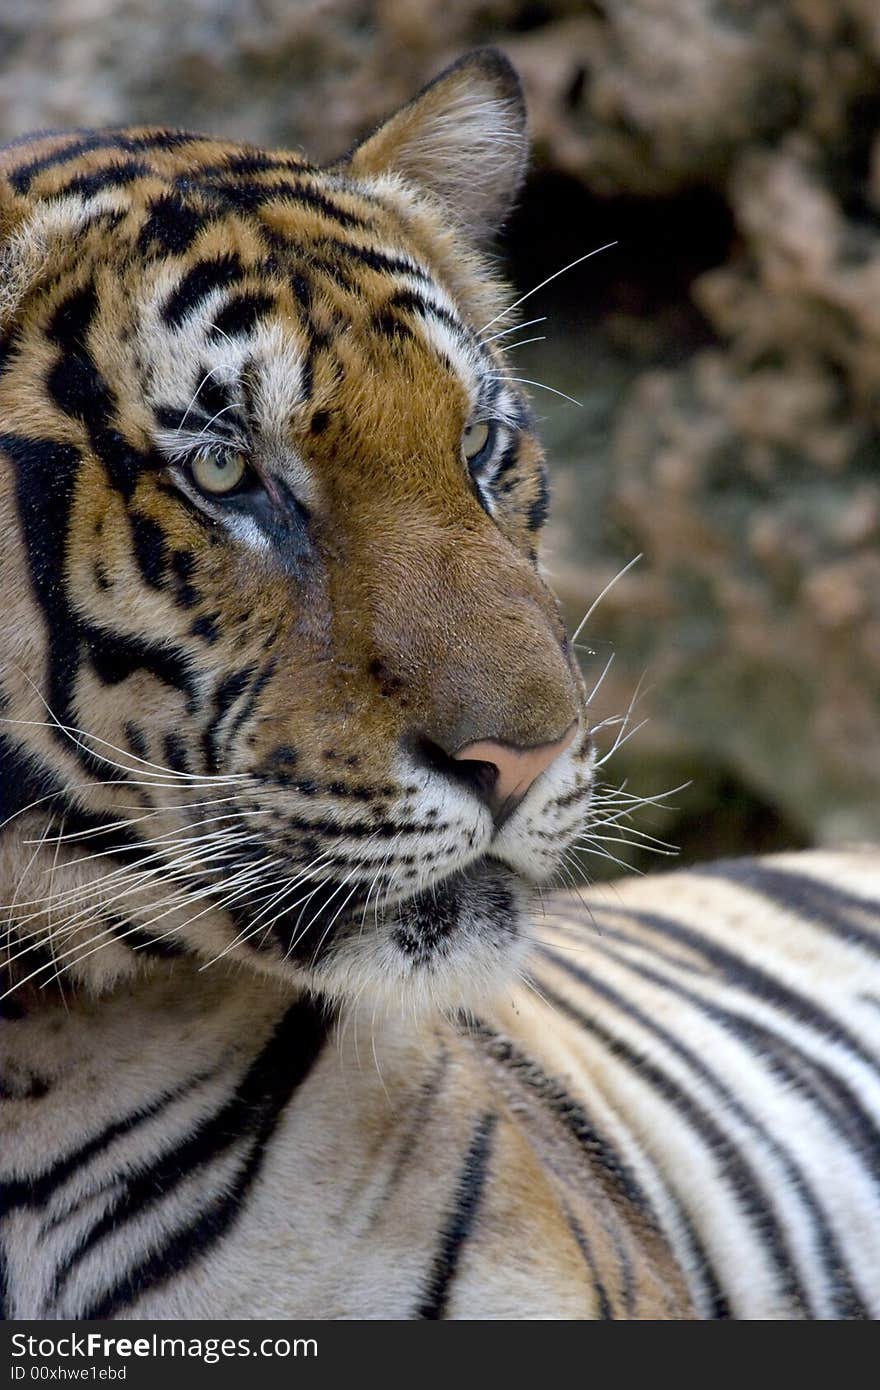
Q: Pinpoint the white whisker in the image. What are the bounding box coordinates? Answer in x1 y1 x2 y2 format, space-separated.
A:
488 375 582 408
175 364 222 435
479 243 618 334
571 555 643 644
483 315 547 343
499 336 546 352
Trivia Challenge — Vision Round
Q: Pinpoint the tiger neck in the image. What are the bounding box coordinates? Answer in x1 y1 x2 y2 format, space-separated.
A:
0 952 309 1109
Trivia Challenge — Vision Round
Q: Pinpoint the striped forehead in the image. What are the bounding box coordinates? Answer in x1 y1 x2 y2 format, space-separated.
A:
379 272 486 394
141 246 498 448
142 260 294 407
145 311 304 447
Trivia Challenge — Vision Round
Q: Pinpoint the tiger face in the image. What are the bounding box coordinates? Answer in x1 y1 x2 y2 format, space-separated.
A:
0 50 594 1016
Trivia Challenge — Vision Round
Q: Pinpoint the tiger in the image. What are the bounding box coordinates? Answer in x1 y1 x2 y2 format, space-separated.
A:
0 47 878 1322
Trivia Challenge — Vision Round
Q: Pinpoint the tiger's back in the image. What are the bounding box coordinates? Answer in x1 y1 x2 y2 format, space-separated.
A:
526 848 880 1318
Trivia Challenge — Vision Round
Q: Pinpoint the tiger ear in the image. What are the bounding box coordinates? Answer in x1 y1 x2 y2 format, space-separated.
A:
347 48 528 242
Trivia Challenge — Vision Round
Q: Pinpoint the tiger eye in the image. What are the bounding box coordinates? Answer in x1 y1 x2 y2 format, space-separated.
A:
462 421 491 462
190 449 248 496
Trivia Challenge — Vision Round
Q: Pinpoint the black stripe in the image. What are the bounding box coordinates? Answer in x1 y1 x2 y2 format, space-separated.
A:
542 942 873 1318
223 153 314 176
8 130 201 194
65 159 150 197
153 404 240 455
203 666 256 774
385 289 464 336
0 1074 213 1214
536 957 815 1316
188 154 315 181
202 178 372 231
210 291 275 339
466 1022 653 1216
4 432 85 735
417 1110 497 1319
563 1206 614 1318
0 726 66 824
562 914 712 980
68 995 330 1318
298 342 316 401
0 737 159 945
697 861 880 959
84 624 195 708
128 510 167 589
0 1072 50 1101
268 182 371 230
244 810 450 841
290 270 313 310
467 1024 727 1319
123 721 150 762
47 806 153 863
152 404 190 433
595 1208 641 1318
370 311 414 343
599 900 880 1072
46 281 153 500
724 1011 880 1183
163 732 191 773
474 1014 731 1314
588 926 880 1180
509 395 534 430
379 1050 450 1209
193 372 232 421
232 869 368 966
258 235 355 290
138 192 210 255
190 612 219 643
526 465 550 531
466 1022 721 1318
1 936 57 995
162 254 245 328
223 658 278 755
0 1246 9 1321
491 437 520 486
170 548 200 607
0 328 17 381
323 238 430 281
46 283 113 421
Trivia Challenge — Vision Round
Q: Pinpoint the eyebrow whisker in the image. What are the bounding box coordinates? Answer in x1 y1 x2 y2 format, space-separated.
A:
479 243 618 334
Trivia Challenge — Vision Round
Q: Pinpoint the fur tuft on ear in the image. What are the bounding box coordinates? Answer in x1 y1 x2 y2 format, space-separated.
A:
347 48 528 242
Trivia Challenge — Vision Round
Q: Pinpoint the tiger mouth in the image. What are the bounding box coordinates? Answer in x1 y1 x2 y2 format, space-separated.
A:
388 859 522 962
226 854 524 972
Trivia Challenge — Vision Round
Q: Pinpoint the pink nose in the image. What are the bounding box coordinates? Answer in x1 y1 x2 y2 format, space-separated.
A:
452 723 578 820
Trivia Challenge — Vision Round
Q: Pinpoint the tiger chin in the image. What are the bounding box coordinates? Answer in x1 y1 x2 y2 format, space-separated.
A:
0 48 596 1022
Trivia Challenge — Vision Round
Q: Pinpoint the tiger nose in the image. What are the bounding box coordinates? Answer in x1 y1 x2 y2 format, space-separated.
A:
452 723 578 822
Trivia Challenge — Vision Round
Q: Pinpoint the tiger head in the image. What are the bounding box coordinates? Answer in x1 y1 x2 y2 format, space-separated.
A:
0 50 594 1017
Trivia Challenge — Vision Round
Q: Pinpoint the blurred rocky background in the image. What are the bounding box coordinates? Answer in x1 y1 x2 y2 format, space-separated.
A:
2 0 878 874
